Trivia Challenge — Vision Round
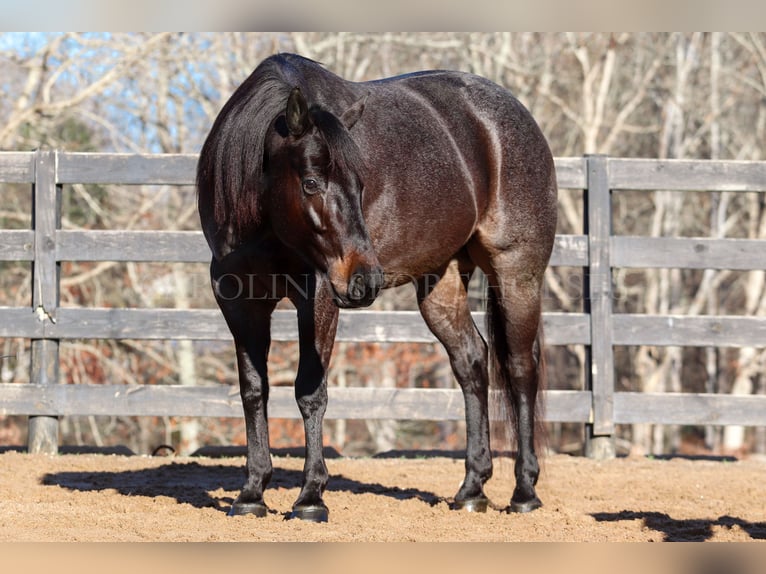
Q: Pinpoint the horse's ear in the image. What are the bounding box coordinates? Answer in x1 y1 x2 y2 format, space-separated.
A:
286 87 310 136
341 93 368 130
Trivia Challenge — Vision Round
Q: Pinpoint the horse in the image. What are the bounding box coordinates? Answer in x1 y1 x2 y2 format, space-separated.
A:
197 53 557 522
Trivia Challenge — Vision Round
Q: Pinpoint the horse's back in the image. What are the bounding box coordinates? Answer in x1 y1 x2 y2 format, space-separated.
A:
356 70 557 273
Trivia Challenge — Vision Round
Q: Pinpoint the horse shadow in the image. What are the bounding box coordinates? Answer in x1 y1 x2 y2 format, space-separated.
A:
591 510 766 542
41 448 445 514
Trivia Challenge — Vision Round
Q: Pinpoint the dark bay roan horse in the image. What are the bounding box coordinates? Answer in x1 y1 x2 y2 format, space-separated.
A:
197 53 557 522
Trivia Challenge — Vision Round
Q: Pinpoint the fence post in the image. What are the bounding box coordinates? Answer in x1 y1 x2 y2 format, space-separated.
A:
583 155 616 459
28 149 61 455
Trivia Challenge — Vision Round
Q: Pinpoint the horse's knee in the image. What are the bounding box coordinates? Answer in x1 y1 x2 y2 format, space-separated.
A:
295 386 328 418
240 382 267 406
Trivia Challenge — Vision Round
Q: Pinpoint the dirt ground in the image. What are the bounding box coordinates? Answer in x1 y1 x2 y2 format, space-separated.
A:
1 447 765 542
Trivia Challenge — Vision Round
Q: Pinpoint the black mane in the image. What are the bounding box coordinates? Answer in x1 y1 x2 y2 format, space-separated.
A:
308 105 367 183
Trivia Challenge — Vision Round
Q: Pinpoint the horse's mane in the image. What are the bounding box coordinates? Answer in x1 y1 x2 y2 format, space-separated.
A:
308 106 367 184
197 54 366 248
197 56 296 244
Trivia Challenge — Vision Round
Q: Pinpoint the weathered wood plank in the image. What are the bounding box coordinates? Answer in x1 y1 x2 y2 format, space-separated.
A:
0 151 35 183
28 415 60 454
334 310 431 343
609 158 766 192
30 150 61 454
53 153 582 189
333 311 581 344
550 234 588 267
56 153 197 185
53 230 588 268
53 229 585 268
43 308 589 345
0 383 591 422
54 230 581 268
540 313 591 345
32 151 60 319
614 392 766 426
8 384 765 426
613 314 766 347
48 308 431 342
611 236 766 270
0 230 34 261
0 308 44 337
585 155 615 436
554 157 587 189
48 308 232 340
0 382 244 418
56 230 211 262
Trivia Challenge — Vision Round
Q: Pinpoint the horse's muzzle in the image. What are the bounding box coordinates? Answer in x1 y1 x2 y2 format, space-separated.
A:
332 265 385 308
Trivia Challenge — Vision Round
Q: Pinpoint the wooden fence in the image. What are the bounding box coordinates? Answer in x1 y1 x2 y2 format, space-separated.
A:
2 150 766 456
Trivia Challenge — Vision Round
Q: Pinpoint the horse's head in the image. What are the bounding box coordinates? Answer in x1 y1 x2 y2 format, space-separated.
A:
267 87 383 308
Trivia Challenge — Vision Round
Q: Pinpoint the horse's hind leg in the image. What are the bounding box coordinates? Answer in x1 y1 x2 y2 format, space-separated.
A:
416 258 492 512
485 253 545 513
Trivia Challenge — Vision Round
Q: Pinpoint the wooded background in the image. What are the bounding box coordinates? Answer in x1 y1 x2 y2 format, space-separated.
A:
1 32 765 457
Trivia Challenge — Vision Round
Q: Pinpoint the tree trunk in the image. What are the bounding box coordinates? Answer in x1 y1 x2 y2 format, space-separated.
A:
174 265 199 455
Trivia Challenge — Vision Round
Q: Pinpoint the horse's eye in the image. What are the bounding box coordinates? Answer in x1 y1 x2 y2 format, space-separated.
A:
302 178 320 195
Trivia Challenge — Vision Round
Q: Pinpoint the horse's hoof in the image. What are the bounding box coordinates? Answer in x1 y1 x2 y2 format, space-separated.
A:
451 497 489 512
288 505 329 523
509 497 542 513
228 500 269 517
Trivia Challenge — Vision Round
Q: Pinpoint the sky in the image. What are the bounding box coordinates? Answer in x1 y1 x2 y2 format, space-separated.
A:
0 32 218 153
0 32 49 54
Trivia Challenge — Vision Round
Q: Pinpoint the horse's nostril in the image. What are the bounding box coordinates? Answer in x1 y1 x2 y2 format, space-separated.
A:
348 274 366 300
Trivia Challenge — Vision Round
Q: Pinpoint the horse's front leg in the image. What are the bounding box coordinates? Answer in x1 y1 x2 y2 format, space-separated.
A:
288 277 339 522
212 262 277 517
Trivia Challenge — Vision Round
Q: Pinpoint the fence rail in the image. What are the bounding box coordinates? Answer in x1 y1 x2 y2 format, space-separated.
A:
2 150 766 455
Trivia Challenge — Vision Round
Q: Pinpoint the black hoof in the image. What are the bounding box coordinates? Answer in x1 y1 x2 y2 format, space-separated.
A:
288 505 329 523
509 497 542 513
450 497 489 512
228 500 269 517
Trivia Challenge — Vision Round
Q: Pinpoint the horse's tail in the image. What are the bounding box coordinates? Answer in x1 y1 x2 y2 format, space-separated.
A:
485 287 547 459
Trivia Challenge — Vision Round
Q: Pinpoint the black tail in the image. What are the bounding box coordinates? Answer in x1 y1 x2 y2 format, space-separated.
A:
485 288 547 458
